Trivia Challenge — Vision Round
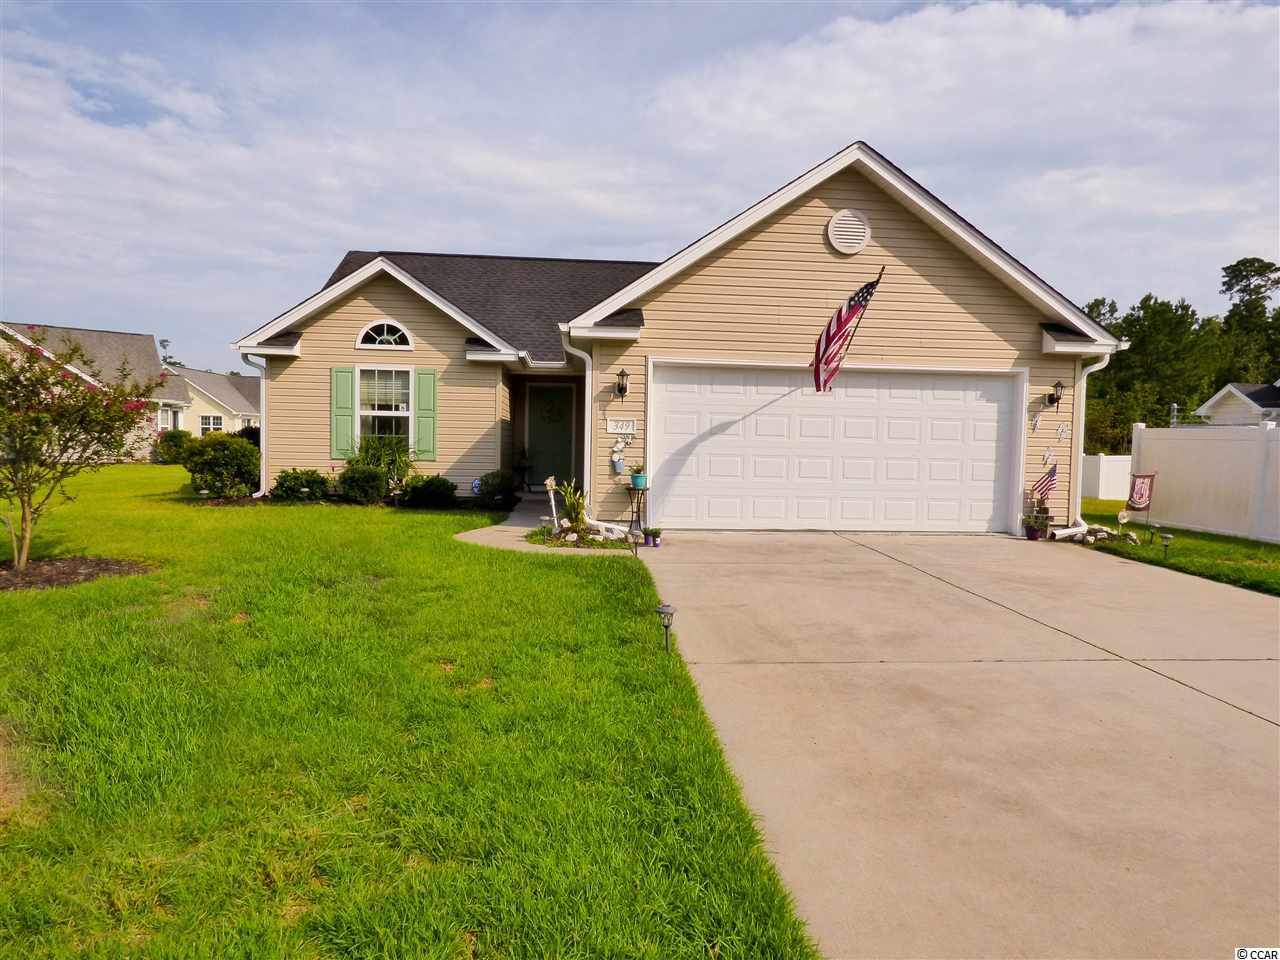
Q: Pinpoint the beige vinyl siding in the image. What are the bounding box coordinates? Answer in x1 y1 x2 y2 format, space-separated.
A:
265 275 502 488
498 370 513 471
590 165 1079 523
1204 392 1263 425
182 384 253 434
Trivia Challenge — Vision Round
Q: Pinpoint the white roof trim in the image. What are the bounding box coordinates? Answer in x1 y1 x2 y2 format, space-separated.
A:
236 257 519 354
1041 328 1120 355
165 365 257 416
0 321 104 387
1194 383 1264 417
568 141 1117 347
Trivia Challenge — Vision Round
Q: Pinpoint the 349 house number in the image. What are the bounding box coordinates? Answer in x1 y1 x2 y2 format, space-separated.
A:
606 418 637 435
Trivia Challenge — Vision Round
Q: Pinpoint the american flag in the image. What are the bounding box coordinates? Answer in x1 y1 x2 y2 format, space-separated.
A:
1031 464 1058 499
812 269 884 392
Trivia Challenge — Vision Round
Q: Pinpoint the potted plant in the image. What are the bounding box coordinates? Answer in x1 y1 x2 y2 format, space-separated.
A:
650 527 662 548
1023 497 1051 540
629 463 648 490
642 526 658 546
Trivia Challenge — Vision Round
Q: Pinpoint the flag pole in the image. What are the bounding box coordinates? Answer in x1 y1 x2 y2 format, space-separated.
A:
832 266 885 380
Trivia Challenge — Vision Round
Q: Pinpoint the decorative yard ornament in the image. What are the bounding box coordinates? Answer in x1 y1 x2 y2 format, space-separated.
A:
810 267 885 392
1057 421 1068 441
1031 412 1042 432
1126 474 1155 512
1042 448 1056 465
655 603 676 655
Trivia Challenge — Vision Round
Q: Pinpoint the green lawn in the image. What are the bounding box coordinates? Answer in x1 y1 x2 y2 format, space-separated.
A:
1 466 814 959
1082 498 1280 596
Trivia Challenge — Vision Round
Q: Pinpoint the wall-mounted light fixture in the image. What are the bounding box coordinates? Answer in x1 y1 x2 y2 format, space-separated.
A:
616 368 630 399
1044 380 1065 407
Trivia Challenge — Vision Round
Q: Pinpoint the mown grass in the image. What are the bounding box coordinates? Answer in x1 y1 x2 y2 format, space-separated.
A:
1082 497 1280 596
0 466 814 959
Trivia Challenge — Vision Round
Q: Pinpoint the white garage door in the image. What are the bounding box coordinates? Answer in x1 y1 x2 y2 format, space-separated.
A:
649 365 1019 532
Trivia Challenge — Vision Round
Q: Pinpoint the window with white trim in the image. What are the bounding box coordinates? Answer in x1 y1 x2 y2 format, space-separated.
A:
200 415 223 436
358 368 410 444
358 322 411 349
158 407 173 430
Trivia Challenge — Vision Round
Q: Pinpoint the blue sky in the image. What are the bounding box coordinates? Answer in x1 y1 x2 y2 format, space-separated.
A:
2 1 1277 372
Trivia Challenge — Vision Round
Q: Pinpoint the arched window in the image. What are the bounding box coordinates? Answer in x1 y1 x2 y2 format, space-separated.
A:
357 321 412 350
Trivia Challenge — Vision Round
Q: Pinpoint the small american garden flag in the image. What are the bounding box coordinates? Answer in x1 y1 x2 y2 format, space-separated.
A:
1031 464 1058 499
812 268 884 392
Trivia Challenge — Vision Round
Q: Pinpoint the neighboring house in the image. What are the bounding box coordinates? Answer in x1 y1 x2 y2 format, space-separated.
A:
1193 380 1280 425
165 365 261 435
235 141 1122 532
1 321 189 456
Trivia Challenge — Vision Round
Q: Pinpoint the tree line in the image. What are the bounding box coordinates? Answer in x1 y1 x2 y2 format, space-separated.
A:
1084 257 1280 454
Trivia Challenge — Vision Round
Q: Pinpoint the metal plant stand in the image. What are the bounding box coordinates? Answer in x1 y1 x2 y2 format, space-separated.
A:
626 486 647 557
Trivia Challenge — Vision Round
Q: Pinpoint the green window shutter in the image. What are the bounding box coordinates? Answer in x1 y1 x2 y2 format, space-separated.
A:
330 367 355 459
413 368 437 461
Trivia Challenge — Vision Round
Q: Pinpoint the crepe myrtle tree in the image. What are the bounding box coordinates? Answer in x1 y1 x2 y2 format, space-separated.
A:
0 326 165 571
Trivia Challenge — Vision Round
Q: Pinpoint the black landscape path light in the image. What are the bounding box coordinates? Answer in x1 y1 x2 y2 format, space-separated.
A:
656 603 676 655
1160 532 1173 560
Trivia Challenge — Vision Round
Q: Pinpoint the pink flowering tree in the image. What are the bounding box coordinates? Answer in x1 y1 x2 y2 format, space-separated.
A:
0 327 164 571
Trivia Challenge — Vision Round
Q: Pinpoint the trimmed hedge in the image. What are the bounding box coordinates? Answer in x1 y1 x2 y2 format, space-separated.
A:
337 463 387 504
270 468 329 502
400 474 457 509
154 429 193 465
474 470 519 510
184 433 260 498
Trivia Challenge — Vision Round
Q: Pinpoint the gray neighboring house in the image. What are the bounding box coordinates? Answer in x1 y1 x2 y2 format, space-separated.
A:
165 365 261 435
1 321 190 456
1194 379 1280 424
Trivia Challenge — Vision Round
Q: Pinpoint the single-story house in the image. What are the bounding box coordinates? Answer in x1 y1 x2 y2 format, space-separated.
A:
1193 380 1280 425
165 365 261 435
1 321 189 455
235 141 1123 532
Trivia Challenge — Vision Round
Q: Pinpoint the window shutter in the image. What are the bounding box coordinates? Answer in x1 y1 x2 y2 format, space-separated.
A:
330 367 355 459
414 368 437 461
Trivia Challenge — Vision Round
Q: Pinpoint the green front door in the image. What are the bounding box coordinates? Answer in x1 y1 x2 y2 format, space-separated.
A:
526 384 575 488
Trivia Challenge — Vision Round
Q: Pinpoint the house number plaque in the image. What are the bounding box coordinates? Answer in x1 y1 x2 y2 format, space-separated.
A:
606 418 637 436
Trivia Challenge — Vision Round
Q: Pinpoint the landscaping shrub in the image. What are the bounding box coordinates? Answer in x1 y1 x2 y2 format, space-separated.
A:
474 470 519 510
270 468 329 502
233 424 260 448
154 429 193 465
184 433 260 498
400 474 457 509
350 435 411 491
337 463 388 504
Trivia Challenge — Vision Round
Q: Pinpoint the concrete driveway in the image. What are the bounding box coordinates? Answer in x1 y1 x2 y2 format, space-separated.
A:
644 533 1280 959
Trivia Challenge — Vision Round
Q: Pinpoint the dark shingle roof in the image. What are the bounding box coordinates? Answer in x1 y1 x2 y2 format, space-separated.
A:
325 252 658 363
172 366 260 415
1231 382 1280 409
14 323 188 402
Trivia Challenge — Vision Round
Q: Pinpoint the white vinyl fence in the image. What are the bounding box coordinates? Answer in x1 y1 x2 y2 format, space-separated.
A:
1131 422 1280 543
1082 454 1132 500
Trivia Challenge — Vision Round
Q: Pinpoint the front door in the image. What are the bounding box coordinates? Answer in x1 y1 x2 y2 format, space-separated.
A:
526 384 575 488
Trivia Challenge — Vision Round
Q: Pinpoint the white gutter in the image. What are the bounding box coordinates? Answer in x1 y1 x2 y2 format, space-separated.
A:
560 331 593 503
1070 349 1119 525
241 354 268 498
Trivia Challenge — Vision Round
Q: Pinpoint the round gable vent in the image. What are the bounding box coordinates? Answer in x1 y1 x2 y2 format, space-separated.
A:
827 208 870 255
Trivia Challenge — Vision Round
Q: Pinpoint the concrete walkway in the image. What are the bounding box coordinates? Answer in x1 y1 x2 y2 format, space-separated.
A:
454 498 628 556
644 532 1280 959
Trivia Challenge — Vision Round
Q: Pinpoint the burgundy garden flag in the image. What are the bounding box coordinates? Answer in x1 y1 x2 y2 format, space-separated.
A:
812 267 885 392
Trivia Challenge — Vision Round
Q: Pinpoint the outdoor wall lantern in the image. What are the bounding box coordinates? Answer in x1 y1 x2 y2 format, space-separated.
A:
616 368 630 399
656 603 676 655
1044 380 1066 407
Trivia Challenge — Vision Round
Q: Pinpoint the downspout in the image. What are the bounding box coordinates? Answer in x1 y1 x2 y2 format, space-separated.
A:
242 354 268 498
560 330 592 504
1069 351 1114 527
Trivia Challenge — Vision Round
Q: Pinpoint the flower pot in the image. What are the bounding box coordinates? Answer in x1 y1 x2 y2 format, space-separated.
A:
611 458 625 475
630 473 648 490
1024 526 1043 541
643 534 654 546
652 536 661 548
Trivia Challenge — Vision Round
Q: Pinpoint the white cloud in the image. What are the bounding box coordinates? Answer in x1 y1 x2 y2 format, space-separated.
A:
0 2 1276 370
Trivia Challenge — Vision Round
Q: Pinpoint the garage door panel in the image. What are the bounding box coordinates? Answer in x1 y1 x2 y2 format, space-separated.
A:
650 366 1015 531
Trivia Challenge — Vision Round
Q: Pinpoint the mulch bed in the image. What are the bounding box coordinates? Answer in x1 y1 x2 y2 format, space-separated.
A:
0 557 152 592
